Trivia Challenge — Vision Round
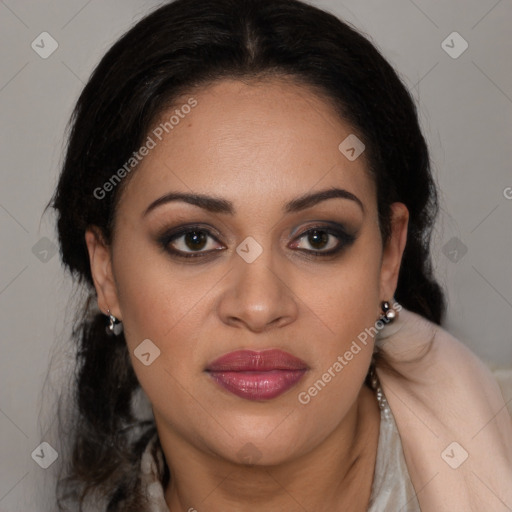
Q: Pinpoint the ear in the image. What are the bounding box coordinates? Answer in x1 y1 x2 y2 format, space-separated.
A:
379 202 409 301
84 226 122 320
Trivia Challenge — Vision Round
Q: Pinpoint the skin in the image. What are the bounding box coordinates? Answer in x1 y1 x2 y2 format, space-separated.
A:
85 77 408 511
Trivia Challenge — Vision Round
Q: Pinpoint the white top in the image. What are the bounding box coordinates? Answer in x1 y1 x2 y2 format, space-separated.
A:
367 384 420 511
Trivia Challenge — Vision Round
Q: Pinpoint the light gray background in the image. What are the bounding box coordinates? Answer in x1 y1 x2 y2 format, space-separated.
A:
0 0 511 510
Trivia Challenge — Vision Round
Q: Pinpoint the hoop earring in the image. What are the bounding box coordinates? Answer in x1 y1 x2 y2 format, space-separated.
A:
106 309 123 336
379 300 397 324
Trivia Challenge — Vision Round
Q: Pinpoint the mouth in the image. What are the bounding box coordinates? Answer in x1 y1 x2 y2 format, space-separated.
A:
205 349 309 401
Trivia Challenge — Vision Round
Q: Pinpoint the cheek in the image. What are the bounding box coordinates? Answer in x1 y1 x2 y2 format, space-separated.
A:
292 292 379 448
113 254 214 427
114 257 210 356
292 236 382 414
301 234 382 350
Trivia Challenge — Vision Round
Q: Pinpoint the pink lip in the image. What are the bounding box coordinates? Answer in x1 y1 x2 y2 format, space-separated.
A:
205 349 308 401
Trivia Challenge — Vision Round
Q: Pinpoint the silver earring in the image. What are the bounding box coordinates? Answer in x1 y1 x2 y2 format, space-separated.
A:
106 309 123 336
380 300 397 324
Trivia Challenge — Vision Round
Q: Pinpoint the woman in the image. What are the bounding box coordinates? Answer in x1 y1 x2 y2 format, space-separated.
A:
49 0 512 510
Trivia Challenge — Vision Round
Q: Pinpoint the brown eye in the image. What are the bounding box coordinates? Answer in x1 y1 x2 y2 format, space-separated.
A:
182 231 208 251
158 226 224 258
289 225 356 256
303 229 331 251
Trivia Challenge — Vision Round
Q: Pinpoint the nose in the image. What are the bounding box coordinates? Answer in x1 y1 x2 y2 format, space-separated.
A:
216 247 298 333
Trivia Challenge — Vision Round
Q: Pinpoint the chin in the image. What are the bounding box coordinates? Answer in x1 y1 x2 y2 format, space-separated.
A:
202 420 310 467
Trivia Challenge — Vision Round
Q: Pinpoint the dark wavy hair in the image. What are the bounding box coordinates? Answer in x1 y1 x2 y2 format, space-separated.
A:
48 0 446 509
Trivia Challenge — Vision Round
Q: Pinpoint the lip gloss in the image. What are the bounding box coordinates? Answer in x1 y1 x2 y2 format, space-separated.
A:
205 349 308 401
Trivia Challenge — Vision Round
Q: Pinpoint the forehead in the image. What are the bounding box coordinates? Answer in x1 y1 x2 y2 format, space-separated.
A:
117 78 376 216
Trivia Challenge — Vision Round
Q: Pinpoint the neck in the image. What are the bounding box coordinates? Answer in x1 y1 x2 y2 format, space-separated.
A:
160 384 380 512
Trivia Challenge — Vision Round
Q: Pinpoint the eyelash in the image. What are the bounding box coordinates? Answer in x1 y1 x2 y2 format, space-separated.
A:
157 223 356 260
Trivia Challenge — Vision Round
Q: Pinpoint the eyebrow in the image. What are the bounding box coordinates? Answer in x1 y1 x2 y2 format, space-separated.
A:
142 187 364 217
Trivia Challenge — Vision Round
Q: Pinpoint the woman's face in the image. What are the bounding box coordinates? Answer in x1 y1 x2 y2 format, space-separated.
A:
86 78 408 466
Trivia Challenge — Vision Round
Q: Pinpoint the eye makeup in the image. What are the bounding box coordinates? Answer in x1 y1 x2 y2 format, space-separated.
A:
154 220 358 261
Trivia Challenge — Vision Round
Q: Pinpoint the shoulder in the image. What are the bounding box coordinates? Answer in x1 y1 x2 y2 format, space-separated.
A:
375 306 511 438
139 433 170 511
375 307 512 511
377 306 503 398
